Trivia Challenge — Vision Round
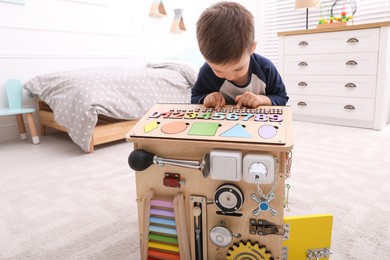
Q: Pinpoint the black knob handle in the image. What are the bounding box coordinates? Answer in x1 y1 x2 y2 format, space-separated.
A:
128 149 155 171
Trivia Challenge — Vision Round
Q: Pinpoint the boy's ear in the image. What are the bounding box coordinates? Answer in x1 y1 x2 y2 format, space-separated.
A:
250 41 257 54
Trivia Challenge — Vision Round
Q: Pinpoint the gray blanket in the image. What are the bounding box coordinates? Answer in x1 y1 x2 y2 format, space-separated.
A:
24 62 197 152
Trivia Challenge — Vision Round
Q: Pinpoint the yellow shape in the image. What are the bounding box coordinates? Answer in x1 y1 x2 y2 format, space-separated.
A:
144 121 158 133
148 241 179 253
283 214 333 260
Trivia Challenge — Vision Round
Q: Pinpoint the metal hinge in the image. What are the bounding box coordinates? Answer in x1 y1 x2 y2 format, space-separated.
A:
282 223 290 240
307 248 332 259
281 246 288 260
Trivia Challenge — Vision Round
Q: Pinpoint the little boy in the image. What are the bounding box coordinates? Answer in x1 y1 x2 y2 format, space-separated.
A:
191 2 288 109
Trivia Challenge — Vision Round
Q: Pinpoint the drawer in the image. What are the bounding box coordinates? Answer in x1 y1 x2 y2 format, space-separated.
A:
288 95 375 121
284 52 378 75
284 75 377 98
284 28 380 55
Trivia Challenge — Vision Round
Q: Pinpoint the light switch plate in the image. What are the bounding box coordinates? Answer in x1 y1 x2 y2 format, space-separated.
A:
210 149 242 181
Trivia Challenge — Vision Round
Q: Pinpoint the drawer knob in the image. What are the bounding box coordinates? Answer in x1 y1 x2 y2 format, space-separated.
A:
347 38 359 43
298 41 309 46
346 60 358 66
298 61 308 66
344 105 355 110
297 101 307 106
298 81 308 86
345 83 357 88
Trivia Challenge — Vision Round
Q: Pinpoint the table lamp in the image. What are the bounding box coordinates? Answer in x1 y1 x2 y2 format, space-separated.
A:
295 0 320 30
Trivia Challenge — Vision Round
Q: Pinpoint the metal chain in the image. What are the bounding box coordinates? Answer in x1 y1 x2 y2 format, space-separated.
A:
285 151 292 178
284 184 291 211
255 171 278 201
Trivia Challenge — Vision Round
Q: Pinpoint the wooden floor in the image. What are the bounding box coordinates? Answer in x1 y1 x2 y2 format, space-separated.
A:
1 121 390 260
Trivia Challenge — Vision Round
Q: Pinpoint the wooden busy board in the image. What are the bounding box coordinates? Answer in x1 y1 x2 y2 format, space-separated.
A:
129 104 290 145
126 103 294 260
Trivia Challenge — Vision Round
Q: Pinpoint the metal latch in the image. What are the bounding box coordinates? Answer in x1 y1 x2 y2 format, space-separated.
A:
307 248 332 260
163 172 184 188
249 218 285 236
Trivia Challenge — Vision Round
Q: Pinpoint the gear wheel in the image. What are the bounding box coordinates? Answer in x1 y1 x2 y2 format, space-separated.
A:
226 241 272 260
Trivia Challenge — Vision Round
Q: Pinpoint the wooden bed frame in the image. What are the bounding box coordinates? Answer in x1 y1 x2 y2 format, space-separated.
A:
37 100 137 153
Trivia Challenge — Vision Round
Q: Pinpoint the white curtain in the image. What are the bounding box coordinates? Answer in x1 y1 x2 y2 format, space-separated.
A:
257 0 390 67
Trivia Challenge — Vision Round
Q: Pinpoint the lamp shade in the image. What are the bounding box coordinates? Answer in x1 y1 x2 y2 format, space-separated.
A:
295 0 320 9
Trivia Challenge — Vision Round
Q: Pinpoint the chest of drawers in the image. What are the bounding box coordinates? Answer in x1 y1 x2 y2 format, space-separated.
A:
278 22 390 130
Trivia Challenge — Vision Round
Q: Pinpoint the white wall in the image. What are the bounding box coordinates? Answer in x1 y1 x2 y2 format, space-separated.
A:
0 0 258 142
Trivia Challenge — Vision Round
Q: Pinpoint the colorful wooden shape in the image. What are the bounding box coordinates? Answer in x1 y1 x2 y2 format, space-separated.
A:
258 125 277 139
187 122 219 136
220 123 252 138
144 121 159 133
161 122 188 134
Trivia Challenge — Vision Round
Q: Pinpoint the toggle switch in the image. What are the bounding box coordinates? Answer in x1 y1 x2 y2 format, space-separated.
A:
210 149 242 181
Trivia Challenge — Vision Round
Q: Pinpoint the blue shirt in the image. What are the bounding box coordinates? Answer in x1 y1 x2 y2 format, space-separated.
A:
191 53 288 106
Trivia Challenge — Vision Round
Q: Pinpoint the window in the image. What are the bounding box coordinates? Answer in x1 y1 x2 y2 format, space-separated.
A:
257 0 390 67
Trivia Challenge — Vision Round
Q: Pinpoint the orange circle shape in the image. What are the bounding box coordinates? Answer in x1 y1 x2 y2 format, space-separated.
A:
161 122 188 134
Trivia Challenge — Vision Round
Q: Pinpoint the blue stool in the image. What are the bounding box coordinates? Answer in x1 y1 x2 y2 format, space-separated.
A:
0 79 40 144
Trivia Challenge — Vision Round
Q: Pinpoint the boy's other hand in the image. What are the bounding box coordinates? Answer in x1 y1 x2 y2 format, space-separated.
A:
235 92 270 108
204 92 226 109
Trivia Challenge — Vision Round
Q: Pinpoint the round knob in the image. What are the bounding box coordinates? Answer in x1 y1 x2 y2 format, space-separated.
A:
128 149 155 171
193 206 201 217
209 226 233 247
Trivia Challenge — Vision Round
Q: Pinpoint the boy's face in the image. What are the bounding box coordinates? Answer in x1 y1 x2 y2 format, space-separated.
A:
208 53 251 85
207 41 257 85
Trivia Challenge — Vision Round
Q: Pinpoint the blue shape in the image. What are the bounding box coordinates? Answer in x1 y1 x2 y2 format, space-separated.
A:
260 202 269 211
220 124 252 138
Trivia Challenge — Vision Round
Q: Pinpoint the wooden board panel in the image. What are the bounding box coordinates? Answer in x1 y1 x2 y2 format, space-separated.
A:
129 104 290 145
127 104 294 259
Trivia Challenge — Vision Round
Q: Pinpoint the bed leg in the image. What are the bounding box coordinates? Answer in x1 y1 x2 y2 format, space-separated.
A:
89 138 94 153
40 124 46 136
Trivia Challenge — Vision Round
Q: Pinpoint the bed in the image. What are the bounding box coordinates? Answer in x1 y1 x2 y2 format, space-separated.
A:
24 62 198 153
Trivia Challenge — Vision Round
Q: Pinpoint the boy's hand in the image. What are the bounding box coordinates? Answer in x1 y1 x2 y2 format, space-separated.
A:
235 92 271 108
204 92 226 109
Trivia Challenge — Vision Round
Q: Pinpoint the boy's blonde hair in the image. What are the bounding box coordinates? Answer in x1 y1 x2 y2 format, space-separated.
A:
196 2 255 65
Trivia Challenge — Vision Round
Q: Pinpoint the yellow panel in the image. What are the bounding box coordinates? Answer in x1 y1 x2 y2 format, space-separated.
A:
283 214 333 260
